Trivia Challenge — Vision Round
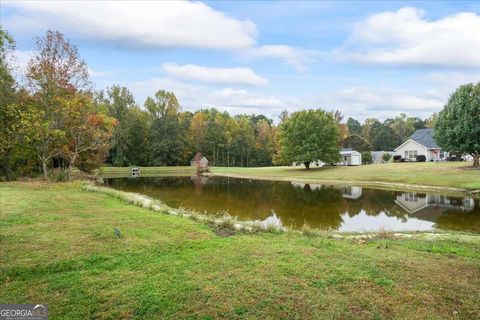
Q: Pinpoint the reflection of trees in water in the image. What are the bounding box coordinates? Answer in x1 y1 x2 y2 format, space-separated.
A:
104 177 480 232
343 189 408 220
270 183 345 229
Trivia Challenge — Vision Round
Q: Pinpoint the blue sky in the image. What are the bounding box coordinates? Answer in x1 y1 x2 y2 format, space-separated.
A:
2 0 480 121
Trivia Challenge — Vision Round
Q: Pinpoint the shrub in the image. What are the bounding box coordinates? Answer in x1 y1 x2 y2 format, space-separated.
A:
362 151 373 164
416 155 426 162
393 155 401 162
382 153 392 162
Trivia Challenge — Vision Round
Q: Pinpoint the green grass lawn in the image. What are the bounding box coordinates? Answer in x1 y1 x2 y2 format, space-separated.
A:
1 182 480 319
101 162 480 190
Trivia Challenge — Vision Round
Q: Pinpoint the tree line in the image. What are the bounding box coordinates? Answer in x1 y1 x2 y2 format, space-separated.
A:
100 86 276 168
1 28 478 180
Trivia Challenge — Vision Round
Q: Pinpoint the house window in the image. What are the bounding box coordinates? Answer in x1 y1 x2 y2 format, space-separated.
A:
404 193 418 202
404 150 417 160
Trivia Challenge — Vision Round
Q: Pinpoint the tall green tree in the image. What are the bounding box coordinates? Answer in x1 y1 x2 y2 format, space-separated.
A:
124 107 151 166
370 121 396 150
100 85 137 166
146 90 186 165
387 113 416 145
435 83 480 167
274 109 340 169
253 119 275 166
342 134 372 152
0 29 36 180
346 117 362 135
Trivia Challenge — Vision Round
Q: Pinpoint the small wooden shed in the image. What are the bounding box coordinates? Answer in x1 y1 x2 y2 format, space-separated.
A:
191 152 203 166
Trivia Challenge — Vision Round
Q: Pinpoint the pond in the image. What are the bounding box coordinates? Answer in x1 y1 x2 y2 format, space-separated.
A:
105 176 480 233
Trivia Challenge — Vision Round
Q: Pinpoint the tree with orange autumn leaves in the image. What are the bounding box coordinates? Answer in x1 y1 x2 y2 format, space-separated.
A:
25 30 115 179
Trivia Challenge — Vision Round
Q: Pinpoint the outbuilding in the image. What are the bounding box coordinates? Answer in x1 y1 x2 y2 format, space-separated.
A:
339 149 362 166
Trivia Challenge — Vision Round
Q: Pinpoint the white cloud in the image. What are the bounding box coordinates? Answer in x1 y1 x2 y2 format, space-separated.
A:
161 63 268 86
88 68 115 79
106 73 453 121
327 86 444 120
242 45 318 72
424 72 480 91
4 1 257 50
211 88 286 109
341 7 480 68
4 1 317 71
11 50 33 74
125 77 293 117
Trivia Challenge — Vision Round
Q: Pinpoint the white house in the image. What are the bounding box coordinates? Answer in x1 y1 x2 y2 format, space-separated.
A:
394 129 445 161
338 149 362 166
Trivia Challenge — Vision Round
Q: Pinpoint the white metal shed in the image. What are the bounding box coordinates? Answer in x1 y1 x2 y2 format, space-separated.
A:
339 149 362 166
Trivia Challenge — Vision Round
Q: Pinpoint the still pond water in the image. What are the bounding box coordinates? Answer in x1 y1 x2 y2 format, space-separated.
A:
105 176 480 233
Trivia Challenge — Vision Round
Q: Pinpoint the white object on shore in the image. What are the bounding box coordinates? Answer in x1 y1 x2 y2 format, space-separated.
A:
259 210 283 230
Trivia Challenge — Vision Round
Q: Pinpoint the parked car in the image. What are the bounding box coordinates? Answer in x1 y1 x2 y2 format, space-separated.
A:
446 154 463 161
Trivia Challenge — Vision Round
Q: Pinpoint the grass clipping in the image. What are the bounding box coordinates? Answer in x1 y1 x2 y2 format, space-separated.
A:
82 183 285 235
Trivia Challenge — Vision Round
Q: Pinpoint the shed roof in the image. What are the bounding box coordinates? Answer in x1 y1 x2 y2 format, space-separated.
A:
410 129 439 149
340 149 361 156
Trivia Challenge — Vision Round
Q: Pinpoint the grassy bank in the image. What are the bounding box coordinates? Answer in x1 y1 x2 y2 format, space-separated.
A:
101 162 480 192
1 182 480 319
100 166 195 178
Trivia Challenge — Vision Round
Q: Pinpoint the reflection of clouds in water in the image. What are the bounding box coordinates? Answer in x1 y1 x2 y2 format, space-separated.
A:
339 210 435 232
106 177 479 232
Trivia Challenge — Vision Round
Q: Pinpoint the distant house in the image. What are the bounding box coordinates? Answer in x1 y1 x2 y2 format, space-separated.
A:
191 152 202 166
394 129 445 161
371 151 394 164
338 149 362 166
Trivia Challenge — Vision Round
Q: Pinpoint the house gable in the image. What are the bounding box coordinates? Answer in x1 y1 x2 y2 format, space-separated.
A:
394 139 427 151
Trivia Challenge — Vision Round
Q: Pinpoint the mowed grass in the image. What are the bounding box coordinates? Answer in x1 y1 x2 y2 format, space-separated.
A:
212 162 480 190
101 162 480 190
100 166 195 179
1 182 480 319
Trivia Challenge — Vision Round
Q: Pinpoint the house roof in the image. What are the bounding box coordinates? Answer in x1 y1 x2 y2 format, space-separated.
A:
410 129 439 149
340 149 361 156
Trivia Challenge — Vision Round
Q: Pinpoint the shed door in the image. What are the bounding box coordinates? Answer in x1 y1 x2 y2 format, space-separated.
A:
352 155 360 165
